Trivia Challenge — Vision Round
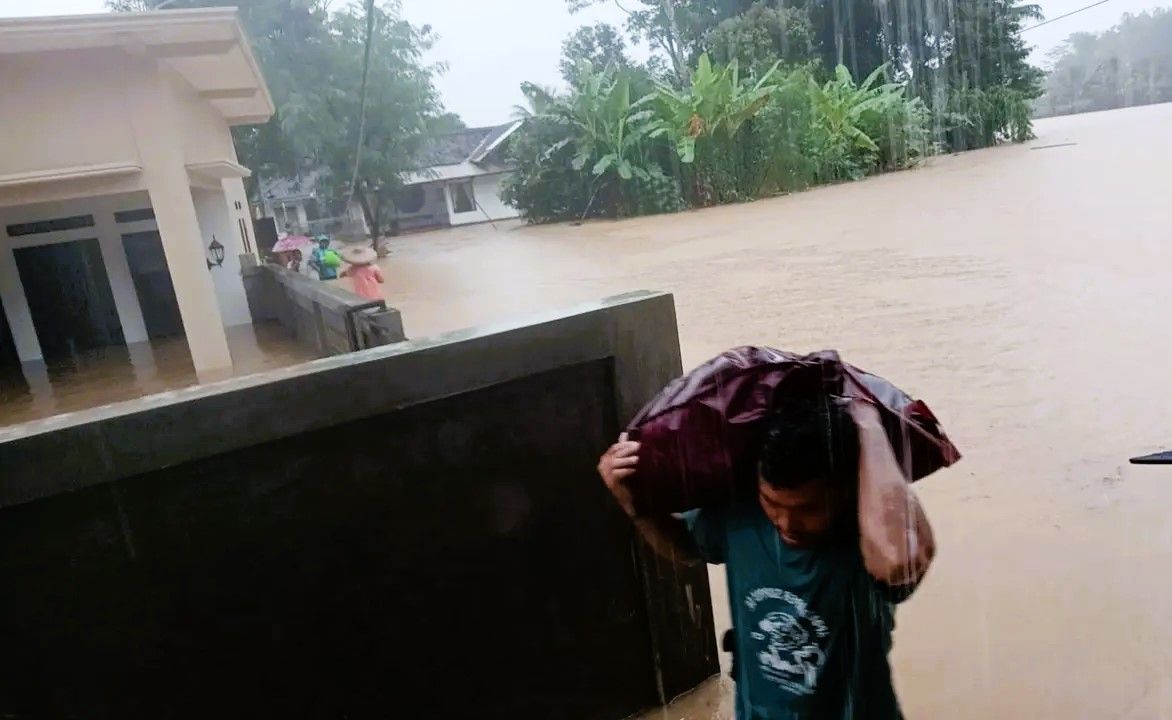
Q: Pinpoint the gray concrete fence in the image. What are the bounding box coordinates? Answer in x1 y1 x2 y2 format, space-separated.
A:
0 291 718 719
242 262 405 357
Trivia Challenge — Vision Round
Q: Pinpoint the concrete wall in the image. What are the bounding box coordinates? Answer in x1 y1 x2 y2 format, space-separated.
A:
447 172 521 226
0 49 241 180
0 49 242 181
473 171 521 222
0 49 141 179
169 66 239 167
0 291 718 719
396 183 450 231
243 263 405 357
192 186 251 327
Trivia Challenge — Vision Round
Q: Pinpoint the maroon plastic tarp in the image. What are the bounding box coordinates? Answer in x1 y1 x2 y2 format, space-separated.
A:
625 347 961 516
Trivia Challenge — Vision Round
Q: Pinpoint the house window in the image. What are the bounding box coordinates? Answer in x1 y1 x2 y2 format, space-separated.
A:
114 208 155 223
395 185 426 214
450 181 476 214
6 214 94 237
303 198 323 222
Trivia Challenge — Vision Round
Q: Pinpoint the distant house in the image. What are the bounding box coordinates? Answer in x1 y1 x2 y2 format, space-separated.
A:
396 121 523 231
256 121 523 236
256 169 368 237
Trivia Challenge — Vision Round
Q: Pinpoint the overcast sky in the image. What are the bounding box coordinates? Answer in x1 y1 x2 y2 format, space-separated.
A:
1 0 1167 125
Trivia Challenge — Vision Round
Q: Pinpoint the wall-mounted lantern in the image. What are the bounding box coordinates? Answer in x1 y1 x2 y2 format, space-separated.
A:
207 236 225 269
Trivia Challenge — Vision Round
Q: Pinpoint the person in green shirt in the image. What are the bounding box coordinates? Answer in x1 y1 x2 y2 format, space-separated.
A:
597 394 935 719
308 236 340 281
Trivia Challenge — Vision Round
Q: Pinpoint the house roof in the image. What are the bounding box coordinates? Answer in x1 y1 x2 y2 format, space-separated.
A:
0 7 275 126
259 170 323 202
416 122 522 168
261 122 523 200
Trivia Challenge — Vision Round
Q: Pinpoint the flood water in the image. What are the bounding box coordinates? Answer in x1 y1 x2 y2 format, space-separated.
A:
0 322 314 427
384 103 1172 718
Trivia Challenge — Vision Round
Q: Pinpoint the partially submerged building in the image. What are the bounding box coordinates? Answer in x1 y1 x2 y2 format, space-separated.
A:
0 8 274 381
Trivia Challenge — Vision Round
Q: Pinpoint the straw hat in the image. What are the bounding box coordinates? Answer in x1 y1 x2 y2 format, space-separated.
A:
339 244 378 266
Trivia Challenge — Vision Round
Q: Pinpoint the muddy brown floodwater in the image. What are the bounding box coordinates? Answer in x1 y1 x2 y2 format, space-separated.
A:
384 103 1172 719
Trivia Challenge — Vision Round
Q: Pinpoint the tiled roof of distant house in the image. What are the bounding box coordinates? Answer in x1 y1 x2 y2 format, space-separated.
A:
416 122 522 168
261 122 523 201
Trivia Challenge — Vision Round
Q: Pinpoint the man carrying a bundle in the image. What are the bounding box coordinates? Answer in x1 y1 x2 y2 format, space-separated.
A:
597 393 935 719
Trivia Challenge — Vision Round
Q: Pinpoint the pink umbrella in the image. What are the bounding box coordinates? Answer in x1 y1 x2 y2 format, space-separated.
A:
272 234 313 253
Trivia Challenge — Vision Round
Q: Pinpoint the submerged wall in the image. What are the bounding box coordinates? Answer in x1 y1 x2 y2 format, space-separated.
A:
0 291 718 719
242 262 405 357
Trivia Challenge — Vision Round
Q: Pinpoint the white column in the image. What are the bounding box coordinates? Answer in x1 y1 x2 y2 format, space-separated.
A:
19 359 56 419
0 240 42 362
126 340 158 386
123 61 232 379
442 182 456 225
295 201 309 231
92 206 148 344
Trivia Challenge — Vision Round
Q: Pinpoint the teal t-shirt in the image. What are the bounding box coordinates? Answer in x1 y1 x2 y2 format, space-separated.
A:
311 247 338 280
683 501 906 720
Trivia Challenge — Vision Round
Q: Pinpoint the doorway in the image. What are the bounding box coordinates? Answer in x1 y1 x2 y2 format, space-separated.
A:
13 238 125 361
0 295 28 402
122 231 184 340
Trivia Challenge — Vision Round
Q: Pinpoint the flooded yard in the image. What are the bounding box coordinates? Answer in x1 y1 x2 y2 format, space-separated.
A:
0 322 314 427
383 103 1172 718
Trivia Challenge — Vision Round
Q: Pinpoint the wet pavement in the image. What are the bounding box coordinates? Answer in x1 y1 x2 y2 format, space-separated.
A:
0 322 315 427
381 103 1172 718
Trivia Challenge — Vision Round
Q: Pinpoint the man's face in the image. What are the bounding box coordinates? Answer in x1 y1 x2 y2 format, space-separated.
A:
757 476 842 548
318 239 330 249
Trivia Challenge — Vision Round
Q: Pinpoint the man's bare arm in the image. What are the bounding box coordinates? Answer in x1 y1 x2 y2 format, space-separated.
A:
598 434 702 565
851 401 936 588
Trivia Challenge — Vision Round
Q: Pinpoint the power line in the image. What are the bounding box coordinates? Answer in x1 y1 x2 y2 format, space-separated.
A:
1019 0 1114 33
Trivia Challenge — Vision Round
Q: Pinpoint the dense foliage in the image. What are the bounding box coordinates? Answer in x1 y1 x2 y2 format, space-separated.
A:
504 0 1046 223
502 57 932 222
1036 9 1172 117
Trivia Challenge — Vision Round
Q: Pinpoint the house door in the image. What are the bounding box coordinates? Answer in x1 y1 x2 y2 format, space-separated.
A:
122 231 184 340
0 295 27 400
0 295 18 368
13 238 125 361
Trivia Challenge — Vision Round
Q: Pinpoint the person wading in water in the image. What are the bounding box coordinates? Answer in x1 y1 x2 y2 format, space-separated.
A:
597 393 935 719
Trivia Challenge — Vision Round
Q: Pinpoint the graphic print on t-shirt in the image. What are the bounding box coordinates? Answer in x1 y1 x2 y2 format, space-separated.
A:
745 586 830 696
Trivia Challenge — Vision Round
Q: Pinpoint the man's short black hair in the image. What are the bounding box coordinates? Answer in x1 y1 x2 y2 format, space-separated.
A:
759 392 859 489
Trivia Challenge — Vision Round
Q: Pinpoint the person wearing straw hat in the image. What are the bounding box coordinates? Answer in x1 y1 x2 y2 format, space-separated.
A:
339 244 385 301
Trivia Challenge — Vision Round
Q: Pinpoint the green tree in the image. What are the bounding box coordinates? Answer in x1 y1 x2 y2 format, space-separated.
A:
560 23 631 84
1038 9 1172 117
504 63 681 221
703 1 816 75
647 53 780 203
567 0 719 84
286 1 445 241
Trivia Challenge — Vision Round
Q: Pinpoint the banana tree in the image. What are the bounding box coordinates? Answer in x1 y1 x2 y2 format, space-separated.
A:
804 64 919 181
561 65 659 183
648 54 780 161
808 64 901 155
539 61 677 216
645 53 780 202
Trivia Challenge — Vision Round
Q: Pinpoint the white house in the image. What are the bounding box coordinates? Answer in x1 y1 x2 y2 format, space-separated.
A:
396 121 524 230
256 167 368 237
258 121 523 237
0 8 273 379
